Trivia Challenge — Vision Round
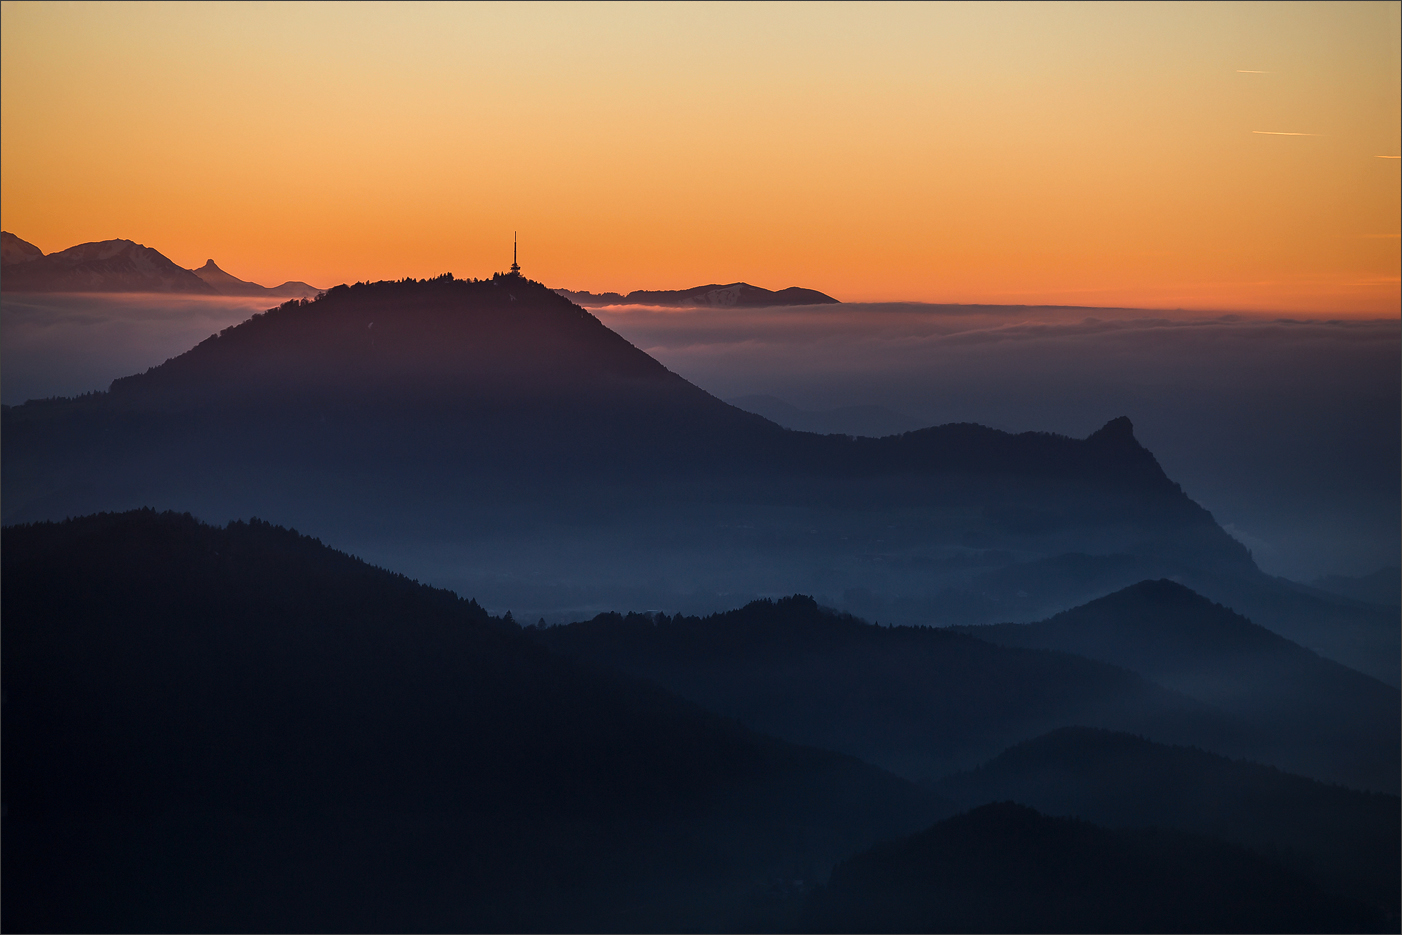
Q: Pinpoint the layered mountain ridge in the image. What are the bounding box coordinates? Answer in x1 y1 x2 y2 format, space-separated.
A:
3 273 1389 687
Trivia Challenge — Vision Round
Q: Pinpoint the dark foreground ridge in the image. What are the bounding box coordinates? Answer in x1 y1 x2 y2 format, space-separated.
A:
1 510 943 933
800 802 1388 933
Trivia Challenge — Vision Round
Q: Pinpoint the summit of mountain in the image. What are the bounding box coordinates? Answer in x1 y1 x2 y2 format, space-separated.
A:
190 258 322 299
0 236 217 294
556 281 838 307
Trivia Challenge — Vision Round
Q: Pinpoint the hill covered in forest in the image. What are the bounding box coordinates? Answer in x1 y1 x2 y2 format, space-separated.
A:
1 509 945 933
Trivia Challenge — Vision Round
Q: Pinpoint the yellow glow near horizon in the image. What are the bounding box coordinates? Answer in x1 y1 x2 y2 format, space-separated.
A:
2 0 1398 314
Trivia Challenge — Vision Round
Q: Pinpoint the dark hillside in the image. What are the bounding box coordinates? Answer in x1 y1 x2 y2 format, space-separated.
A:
934 727 1400 920
800 802 1387 933
958 580 1399 791
536 595 1246 781
1 510 944 933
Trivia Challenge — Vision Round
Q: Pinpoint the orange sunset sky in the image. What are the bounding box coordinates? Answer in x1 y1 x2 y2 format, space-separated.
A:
2 1 1398 314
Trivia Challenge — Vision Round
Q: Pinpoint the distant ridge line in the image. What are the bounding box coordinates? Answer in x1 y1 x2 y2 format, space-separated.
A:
555 281 838 308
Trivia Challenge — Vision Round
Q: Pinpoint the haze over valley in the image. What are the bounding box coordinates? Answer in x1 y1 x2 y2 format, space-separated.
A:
3 2 1397 932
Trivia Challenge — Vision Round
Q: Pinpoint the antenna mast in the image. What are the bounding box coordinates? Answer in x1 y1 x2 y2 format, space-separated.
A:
510 232 520 275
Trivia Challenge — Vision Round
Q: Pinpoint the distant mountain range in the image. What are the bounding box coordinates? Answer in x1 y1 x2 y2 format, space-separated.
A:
554 281 838 307
0 231 321 297
189 257 321 298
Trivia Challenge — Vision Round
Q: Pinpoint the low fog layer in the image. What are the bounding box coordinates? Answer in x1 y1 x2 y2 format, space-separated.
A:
594 303 1401 581
1 293 280 403
2 294 1395 582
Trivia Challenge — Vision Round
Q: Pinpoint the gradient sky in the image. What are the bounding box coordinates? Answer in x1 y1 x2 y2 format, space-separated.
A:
2 1 1398 313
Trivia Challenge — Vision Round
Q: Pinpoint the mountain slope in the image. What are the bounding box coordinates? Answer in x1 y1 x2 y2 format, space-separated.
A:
956 580 1399 790
0 237 218 293
535 595 1247 781
933 727 1400 919
1 509 945 933
191 258 321 298
800 802 1386 934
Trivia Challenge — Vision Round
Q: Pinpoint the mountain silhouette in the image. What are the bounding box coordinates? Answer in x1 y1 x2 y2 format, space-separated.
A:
800 802 1386 933
1 230 44 265
2 272 1381 685
0 235 217 293
2 509 946 933
191 258 322 298
955 579 1399 791
536 594 1248 782
932 727 1400 921
555 281 838 307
